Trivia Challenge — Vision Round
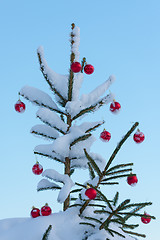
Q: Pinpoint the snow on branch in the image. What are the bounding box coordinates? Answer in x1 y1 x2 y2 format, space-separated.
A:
71 26 80 61
66 75 115 119
37 46 68 106
68 92 114 120
72 73 84 101
37 179 61 191
37 108 68 134
20 86 65 114
34 144 64 163
80 75 115 107
42 169 74 203
51 125 93 158
70 135 96 160
31 124 59 140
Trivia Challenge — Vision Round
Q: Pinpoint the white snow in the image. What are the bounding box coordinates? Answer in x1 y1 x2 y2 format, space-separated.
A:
72 72 84 100
42 169 74 203
36 108 68 133
80 75 115 107
51 124 95 159
37 179 60 190
37 46 69 100
0 208 136 240
34 144 64 162
70 135 96 159
20 85 59 110
31 124 59 140
65 76 115 118
71 26 80 61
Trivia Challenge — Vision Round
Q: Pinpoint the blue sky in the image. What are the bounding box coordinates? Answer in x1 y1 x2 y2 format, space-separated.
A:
0 0 160 239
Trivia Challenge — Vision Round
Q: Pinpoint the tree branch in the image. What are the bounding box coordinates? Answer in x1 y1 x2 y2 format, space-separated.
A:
79 122 139 215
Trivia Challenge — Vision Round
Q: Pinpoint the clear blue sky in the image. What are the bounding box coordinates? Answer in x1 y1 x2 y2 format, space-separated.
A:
0 1 160 239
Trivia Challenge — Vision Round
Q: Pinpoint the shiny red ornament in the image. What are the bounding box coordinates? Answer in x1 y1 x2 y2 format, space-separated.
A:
127 174 138 186
31 207 40 218
32 162 43 175
84 64 94 75
133 130 145 143
71 62 82 73
141 212 151 224
100 129 111 142
85 188 97 200
14 100 26 113
110 101 121 113
41 204 52 216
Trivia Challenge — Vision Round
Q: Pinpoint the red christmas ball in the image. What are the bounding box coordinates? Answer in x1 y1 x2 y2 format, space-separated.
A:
71 62 82 73
14 100 25 113
100 130 111 142
41 204 52 216
127 174 138 187
141 212 151 224
110 101 121 113
133 130 145 143
84 64 94 75
85 188 97 200
31 207 40 218
32 162 43 175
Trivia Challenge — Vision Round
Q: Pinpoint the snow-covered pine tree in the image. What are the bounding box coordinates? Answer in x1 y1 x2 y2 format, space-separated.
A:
10 23 155 240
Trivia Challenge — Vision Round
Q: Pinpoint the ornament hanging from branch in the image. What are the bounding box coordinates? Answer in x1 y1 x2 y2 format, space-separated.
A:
133 129 145 143
14 100 26 113
127 174 138 186
110 100 121 114
85 188 97 200
32 162 43 175
71 62 82 73
100 129 111 142
84 64 94 75
141 212 151 224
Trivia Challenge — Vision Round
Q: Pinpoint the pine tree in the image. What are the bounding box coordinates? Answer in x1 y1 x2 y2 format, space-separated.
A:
19 23 155 240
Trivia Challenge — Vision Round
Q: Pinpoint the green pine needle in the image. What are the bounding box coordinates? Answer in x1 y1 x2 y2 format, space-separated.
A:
106 163 134 173
96 188 113 211
85 121 105 133
113 192 119 206
84 149 102 177
121 228 146 238
79 222 95 228
84 216 103 224
42 225 52 240
87 162 96 180
37 186 61 192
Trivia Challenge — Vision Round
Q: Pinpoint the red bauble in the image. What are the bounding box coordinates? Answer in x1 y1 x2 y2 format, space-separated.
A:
84 64 94 75
85 188 97 200
127 174 138 187
110 101 121 113
100 130 111 142
14 100 25 113
141 212 151 224
71 62 82 73
133 130 145 143
41 204 52 216
31 207 40 218
32 162 43 175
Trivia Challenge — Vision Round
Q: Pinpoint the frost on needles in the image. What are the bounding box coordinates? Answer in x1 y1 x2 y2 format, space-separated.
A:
0 23 155 240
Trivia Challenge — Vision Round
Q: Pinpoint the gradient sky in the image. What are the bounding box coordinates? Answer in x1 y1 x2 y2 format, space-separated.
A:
0 1 160 239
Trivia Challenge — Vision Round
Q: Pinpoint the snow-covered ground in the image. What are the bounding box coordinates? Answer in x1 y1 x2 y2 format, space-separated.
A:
0 208 135 240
